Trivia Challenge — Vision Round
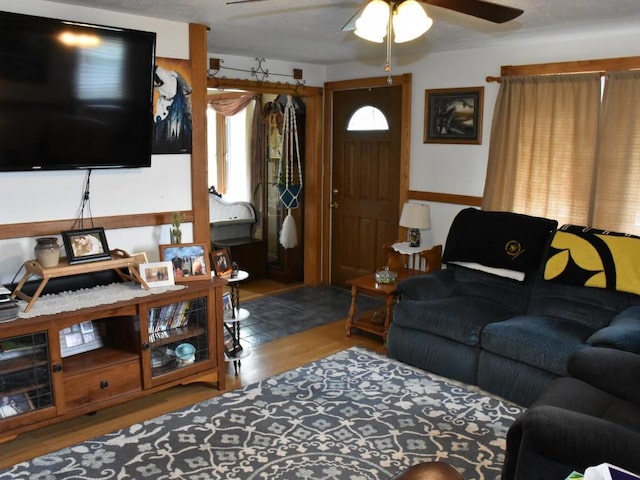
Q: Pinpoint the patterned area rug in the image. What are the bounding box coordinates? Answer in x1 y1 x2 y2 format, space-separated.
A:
1 347 524 480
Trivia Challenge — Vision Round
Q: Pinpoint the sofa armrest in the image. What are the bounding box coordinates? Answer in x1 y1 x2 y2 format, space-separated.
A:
504 406 640 480
587 306 640 353
568 347 640 405
395 269 456 301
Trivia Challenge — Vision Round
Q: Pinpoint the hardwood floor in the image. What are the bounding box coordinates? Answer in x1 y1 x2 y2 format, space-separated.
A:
0 281 386 470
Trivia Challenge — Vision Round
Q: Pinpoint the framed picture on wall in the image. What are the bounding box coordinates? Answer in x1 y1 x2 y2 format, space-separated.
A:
424 86 484 144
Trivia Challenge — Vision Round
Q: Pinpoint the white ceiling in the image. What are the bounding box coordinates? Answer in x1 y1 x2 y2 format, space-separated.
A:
46 0 640 65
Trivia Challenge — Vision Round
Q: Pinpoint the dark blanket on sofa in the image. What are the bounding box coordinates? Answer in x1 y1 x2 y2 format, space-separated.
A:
442 208 558 275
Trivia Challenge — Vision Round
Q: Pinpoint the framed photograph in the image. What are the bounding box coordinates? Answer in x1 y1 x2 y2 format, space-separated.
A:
0 392 34 419
211 249 233 277
59 321 104 358
222 292 232 312
159 243 209 282
424 86 484 144
61 228 111 264
129 251 149 265
139 261 175 288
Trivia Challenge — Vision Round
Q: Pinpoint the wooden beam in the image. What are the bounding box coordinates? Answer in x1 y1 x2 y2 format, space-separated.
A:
189 23 210 246
409 191 482 207
207 77 322 97
488 56 640 81
0 211 194 241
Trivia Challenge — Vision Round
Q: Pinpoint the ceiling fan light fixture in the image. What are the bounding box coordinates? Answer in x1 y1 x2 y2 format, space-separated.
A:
354 0 389 43
393 0 432 43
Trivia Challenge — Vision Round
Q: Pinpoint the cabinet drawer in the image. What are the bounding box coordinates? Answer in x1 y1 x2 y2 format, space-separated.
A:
64 360 141 410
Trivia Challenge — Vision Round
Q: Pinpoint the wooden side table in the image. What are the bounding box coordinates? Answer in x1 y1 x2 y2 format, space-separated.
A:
345 268 422 343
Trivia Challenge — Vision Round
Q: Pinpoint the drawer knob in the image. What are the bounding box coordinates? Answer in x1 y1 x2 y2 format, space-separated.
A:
100 380 109 390
142 342 150 350
52 364 63 373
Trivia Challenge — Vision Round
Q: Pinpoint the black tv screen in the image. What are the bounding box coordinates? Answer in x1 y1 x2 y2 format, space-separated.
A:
0 11 156 171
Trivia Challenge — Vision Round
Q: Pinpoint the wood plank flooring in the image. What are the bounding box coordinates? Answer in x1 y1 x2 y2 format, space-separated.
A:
0 281 385 470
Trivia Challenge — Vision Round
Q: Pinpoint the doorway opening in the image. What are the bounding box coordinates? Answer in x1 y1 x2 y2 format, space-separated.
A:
206 90 306 283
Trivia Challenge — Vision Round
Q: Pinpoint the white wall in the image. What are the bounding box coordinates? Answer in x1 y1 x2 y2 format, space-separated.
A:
0 0 190 284
326 22 640 249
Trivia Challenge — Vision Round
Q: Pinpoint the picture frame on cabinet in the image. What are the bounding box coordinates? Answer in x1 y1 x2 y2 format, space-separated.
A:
61 228 111 264
424 86 483 144
129 251 149 265
59 321 104 358
0 392 34 419
138 261 175 288
159 243 209 282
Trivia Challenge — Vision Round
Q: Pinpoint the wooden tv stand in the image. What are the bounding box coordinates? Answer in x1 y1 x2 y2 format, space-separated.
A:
0 277 226 443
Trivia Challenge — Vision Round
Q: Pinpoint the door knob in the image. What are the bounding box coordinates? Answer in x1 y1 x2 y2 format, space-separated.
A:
330 202 339 209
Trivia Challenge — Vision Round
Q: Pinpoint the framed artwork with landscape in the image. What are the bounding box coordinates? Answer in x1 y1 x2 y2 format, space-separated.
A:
159 243 209 282
424 86 484 144
61 228 111 264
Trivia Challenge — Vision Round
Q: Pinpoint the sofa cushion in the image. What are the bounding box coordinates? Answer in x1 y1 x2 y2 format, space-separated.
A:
533 377 640 432
481 316 592 376
544 224 640 296
393 297 519 347
587 307 640 353
442 208 557 276
527 277 640 331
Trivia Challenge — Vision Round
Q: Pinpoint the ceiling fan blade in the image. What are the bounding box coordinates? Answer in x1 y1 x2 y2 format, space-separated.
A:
424 0 523 23
226 0 269 4
341 1 368 32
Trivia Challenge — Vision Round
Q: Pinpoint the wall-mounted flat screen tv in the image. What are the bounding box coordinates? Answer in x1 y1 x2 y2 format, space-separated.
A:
0 11 156 171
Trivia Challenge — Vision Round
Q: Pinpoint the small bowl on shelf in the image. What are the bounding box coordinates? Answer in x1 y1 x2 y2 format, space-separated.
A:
175 343 196 366
375 267 398 284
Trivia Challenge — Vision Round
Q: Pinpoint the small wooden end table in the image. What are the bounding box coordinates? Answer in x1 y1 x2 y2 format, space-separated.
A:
345 268 421 343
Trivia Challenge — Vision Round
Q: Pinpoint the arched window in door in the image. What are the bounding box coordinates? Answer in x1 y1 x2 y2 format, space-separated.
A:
346 105 389 131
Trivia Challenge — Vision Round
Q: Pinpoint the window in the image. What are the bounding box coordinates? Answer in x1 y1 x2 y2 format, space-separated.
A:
346 106 389 131
483 71 640 235
206 99 254 203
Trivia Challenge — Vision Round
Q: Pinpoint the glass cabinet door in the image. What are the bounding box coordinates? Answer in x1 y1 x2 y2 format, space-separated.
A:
0 332 53 422
142 294 212 387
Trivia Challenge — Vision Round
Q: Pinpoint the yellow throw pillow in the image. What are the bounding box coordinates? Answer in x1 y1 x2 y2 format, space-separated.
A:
544 225 640 296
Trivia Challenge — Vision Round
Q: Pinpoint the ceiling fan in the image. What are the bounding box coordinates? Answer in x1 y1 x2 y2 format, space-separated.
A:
225 0 524 26
226 0 523 83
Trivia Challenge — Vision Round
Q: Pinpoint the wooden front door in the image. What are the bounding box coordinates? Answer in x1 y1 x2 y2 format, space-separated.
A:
331 85 403 286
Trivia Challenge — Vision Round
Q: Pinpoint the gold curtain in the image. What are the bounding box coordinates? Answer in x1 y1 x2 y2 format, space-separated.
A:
482 74 601 226
593 70 640 235
208 93 256 116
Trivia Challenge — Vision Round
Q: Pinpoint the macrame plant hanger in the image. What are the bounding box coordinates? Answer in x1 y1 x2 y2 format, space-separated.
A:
278 95 303 249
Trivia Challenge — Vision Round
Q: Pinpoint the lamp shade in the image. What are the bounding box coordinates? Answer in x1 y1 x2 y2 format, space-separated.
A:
354 0 389 43
399 203 431 230
393 0 433 43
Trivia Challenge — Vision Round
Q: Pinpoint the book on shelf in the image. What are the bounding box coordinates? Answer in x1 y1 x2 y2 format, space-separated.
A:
148 301 191 336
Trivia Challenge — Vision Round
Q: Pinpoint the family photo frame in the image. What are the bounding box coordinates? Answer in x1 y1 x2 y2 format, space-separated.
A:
159 243 209 282
424 86 484 144
61 228 111 264
138 261 175 288
211 249 233 277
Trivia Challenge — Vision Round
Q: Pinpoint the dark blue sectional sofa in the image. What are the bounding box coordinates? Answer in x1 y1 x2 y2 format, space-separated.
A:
387 208 640 407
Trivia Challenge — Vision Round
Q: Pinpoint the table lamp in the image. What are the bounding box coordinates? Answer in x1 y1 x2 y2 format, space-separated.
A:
399 203 431 247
